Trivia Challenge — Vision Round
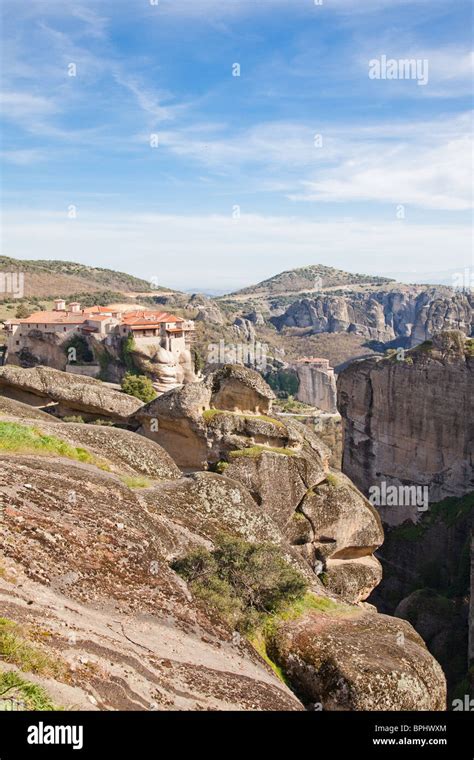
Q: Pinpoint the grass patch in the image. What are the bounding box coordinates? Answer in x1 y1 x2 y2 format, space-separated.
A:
0 421 110 471
324 473 341 488
249 594 353 683
0 422 92 462
0 618 67 679
119 475 151 489
0 671 59 711
203 409 285 428
229 445 297 459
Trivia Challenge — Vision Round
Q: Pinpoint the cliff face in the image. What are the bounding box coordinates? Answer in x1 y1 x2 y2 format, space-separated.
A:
337 333 474 524
294 363 337 413
271 289 472 347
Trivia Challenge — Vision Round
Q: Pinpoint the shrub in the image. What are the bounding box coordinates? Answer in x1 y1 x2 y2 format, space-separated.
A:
15 303 33 319
172 535 308 633
121 373 156 403
121 334 136 373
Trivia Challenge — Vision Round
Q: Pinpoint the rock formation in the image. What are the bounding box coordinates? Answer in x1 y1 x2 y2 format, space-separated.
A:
0 365 143 422
271 289 472 347
337 332 474 521
0 363 447 711
293 358 338 413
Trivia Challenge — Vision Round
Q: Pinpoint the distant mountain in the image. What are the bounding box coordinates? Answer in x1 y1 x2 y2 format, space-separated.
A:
227 264 395 299
0 257 171 300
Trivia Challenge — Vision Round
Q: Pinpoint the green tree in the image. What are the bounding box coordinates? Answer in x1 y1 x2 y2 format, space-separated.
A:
121 373 157 403
15 303 33 319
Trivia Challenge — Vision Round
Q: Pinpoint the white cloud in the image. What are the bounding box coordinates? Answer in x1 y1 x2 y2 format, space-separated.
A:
1 210 471 291
154 113 473 211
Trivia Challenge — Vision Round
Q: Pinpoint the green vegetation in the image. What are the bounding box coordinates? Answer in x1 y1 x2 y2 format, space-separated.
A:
265 369 299 398
192 347 205 374
121 373 157 403
0 671 59 711
0 422 94 463
0 618 66 679
228 445 297 459
120 334 137 373
171 535 309 634
390 493 474 544
14 303 33 319
0 255 153 293
202 409 285 428
62 415 85 424
274 396 314 414
465 338 474 357
64 335 94 364
119 475 151 489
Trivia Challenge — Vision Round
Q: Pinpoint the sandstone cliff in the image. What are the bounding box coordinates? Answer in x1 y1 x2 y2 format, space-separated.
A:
337 332 474 522
271 289 472 347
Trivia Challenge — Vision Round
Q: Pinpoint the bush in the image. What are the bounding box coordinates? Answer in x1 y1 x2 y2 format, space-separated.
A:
172 535 308 633
121 373 157 403
15 303 33 319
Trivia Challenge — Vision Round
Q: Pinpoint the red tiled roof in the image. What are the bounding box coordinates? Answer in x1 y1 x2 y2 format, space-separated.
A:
16 311 88 325
122 311 184 326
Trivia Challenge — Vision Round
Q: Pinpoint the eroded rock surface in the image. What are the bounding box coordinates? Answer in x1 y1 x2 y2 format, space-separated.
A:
268 608 446 710
337 332 474 520
0 365 142 422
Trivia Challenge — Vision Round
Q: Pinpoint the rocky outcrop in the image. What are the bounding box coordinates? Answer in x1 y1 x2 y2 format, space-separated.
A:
0 395 62 423
135 367 382 603
0 365 143 422
0 455 301 711
232 317 256 342
294 362 337 413
294 471 384 601
337 332 474 521
267 608 446 710
131 343 195 394
0 406 447 712
210 364 276 414
134 366 279 468
271 289 472 347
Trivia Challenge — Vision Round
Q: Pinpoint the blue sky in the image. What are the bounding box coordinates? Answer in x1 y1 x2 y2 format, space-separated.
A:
1 0 472 291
